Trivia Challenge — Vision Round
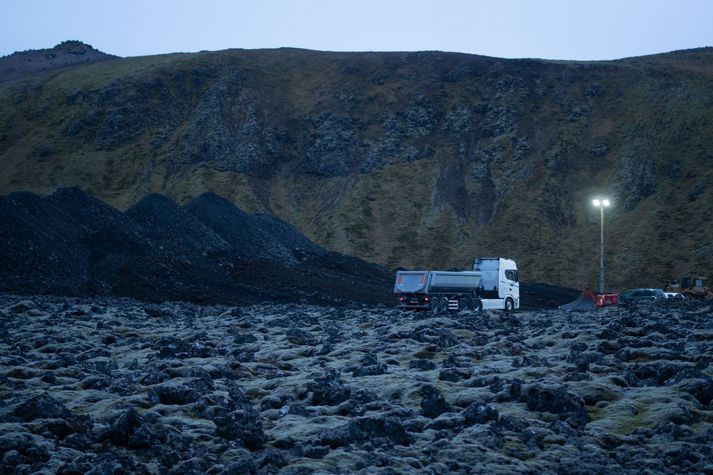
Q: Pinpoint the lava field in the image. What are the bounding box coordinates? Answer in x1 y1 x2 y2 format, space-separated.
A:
1 294 712 474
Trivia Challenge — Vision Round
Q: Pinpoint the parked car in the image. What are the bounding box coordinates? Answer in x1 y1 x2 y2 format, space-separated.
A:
664 292 686 300
619 288 667 303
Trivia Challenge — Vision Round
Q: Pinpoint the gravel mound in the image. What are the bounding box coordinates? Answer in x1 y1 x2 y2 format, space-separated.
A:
184 192 298 264
126 193 231 257
0 191 90 294
0 188 392 305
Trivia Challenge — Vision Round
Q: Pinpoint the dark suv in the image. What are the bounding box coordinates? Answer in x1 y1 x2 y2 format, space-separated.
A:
618 288 667 303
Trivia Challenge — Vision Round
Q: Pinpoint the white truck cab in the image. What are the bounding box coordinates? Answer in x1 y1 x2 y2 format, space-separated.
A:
471 257 520 311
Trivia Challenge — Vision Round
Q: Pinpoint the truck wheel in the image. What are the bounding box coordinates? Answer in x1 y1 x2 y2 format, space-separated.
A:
504 297 514 312
439 298 449 313
430 297 440 314
472 299 483 311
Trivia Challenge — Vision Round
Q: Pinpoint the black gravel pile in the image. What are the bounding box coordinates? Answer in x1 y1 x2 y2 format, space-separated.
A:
0 188 392 305
250 213 327 257
184 192 294 263
0 191 89 294
520 283 582 310
44 187 140 238
126 193 231 257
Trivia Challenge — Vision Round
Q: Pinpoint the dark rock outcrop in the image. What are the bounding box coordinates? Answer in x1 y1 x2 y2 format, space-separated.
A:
521 384 589 428
463 402 499 425
420 384 452 419
5 393 92 437
212 404 266 449
307 369 351 406
0 41 116 83
319 416 414 448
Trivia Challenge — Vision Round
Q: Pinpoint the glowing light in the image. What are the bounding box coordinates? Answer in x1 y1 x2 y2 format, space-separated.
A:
592 199 601 207
602 199 610 207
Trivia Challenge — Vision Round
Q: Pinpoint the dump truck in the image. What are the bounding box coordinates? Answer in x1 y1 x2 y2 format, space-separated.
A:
394 257 520 312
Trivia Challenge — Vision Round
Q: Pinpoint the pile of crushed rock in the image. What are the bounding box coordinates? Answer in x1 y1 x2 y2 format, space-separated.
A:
0 188 391 306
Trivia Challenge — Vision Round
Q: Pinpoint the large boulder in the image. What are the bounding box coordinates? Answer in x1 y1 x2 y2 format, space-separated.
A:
420 385 452 419
100 408 165 448
7 393 92 437
352 353 387 377
462 402 499 426
0 432 52 470
521 384 589 428
211 402 266 449
679 377 713 406
319 415 414 448
307 369 351 406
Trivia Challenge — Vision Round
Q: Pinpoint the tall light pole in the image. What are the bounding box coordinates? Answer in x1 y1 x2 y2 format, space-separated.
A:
592 198 611 293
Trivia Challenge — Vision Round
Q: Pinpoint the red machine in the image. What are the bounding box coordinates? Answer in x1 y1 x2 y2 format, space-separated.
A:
595 293 618 308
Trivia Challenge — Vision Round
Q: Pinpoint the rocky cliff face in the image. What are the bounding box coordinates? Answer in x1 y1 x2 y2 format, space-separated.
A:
1 46 712 289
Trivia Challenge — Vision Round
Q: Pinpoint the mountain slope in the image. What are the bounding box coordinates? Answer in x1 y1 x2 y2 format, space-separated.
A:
0 46 712 289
